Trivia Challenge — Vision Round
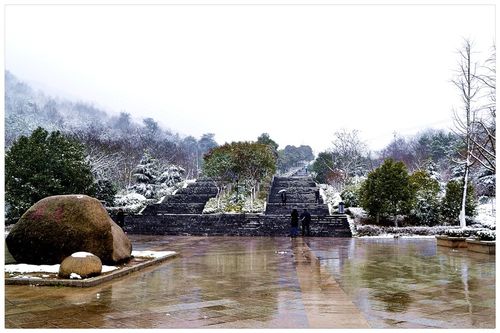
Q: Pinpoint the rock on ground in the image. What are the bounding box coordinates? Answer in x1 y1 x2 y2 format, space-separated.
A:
6 195 132 265
58 252 103 279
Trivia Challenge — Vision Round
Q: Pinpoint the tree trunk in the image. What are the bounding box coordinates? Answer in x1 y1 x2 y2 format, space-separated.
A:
459 163 469 228
216 186 221 209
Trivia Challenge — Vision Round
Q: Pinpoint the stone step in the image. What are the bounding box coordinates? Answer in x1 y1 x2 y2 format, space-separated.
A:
156 202 207 214
265 203 330 216
165 193 216 203
273 180 317 187
268 197 324 204
176 187 218 195
271 188 319 195
274 176 312 180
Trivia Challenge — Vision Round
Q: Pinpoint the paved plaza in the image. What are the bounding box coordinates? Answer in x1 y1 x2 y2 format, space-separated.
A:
4 236 496 329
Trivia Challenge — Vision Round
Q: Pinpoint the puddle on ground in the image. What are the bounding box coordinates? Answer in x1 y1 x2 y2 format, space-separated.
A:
5 236 495 329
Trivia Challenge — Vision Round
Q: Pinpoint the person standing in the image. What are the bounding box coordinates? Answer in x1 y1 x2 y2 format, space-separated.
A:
290 208 299 237
315 189 320 204
281 191 287 206
300 208 312 236
116 208 125 228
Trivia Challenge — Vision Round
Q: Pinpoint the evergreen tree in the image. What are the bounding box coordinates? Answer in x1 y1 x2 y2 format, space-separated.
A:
129 151 161 199
95 179 117 207
5 127 96 220
311 152 335 184
409 170 441 226
359 159 413 226
256 133 279 152
441 179 477 225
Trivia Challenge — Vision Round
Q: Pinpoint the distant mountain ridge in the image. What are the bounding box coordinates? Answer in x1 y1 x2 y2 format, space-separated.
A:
5 70 116 146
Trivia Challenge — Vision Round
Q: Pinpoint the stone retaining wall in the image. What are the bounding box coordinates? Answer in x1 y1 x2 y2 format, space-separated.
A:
122 213 351 237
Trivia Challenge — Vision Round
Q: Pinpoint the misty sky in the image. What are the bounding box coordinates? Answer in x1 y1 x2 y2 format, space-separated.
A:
4 4 496 154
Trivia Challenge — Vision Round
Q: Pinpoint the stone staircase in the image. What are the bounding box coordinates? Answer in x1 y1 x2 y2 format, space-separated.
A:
264 175 351 237
142 178 218 215
265 176 329 216
290 166 309 177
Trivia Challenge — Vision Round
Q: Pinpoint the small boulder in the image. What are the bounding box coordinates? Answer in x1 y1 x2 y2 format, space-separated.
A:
6 195 132 265
59 252 102 279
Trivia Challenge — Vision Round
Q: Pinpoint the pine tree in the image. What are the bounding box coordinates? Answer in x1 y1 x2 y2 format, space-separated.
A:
129 151 161 199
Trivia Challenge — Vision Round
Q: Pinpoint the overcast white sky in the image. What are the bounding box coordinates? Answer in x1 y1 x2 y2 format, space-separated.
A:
4 3 496 154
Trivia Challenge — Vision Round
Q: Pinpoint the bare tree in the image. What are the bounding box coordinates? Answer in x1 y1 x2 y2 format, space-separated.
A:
451 39 481 228
328 129 369 191
470 44 496 173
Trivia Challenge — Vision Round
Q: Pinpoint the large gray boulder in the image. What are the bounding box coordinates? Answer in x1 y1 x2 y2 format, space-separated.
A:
6 195 132 265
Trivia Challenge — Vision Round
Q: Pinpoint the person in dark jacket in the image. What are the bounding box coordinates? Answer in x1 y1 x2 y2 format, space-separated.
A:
290 208 299 237
116 208 125 228
281 191 287 206
300 208 312 236
315 189 320 203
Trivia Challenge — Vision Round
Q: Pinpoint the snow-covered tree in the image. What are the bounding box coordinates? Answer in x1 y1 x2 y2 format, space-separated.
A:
127 151 185 200
451 39 481 228
409 170 441 226
472 44 496 174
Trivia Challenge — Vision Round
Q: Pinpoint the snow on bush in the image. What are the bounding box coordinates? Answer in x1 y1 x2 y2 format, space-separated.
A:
202 190 266 214
355 225 463 237
474 229 496 241
346 207 367 219
355 225 382 237
474 196 496 228
113 192 148 213
443 228 476 238
318 184 342 214
127 152 186 200
443 227 496 240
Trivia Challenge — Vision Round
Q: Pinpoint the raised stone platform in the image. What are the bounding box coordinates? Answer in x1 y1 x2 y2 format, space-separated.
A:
5 252 178 287
123 213 351 237
133 174 351 237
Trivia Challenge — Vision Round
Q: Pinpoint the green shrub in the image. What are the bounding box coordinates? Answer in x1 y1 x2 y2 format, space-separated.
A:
5 127 96 220
440 180 477 224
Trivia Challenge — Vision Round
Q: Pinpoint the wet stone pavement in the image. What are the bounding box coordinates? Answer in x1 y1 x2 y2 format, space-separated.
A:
4 236 495 329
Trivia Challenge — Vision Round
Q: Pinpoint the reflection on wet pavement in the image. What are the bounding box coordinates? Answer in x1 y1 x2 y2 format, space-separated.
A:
306 237 495 329
5 236 495 328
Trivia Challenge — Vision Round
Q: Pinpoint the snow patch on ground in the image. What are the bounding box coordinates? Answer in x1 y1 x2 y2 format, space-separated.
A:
102 266 118 273
70 273 82 279
132 250 176 259
5 251 174 276
5 263 118 274
5 264 60 274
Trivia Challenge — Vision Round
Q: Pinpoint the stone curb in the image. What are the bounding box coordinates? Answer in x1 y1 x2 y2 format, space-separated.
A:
5 252 178 288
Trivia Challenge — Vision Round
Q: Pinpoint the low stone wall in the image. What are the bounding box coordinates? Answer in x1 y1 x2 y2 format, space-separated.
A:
466 239 496 255
436 236 468 248
123 214 351 237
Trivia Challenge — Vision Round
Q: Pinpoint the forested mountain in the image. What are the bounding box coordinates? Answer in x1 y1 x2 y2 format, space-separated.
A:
5 71 217 187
